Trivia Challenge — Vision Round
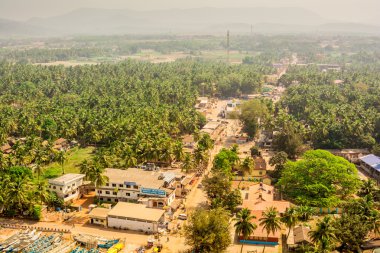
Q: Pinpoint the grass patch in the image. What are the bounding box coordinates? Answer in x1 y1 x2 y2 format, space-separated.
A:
42 146 95 179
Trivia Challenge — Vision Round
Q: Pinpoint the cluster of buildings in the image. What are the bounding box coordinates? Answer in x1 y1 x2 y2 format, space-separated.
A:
48 166 197 233
200 120 227 145
0 137 78 155
237 183 290 245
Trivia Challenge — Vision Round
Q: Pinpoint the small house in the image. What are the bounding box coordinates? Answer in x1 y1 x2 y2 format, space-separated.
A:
89 207 110 227
252 156 267 177
359 154 380 183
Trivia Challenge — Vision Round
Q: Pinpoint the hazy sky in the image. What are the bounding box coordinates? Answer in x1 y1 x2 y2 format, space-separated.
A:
1 0 379 24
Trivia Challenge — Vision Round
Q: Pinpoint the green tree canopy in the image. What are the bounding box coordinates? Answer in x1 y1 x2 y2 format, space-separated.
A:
239 99 270 138
184 208 231 253
277 150 361 207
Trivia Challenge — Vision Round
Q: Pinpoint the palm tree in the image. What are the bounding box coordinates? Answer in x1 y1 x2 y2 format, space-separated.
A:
368 210 380 237
296 206 315 222
173 141 185 162
234 208 257 253
56 150 68 175
259 207 282 253
240 157 254 176
80 160 92 180
34 163 43 181
359 179 378 197
124 153 138 168
90 166 109 188
194 147 209 171
309 216 337 253
281 207 299 240
6 176 32 214
182 153 194 173
197 133 214 151
35 180 50 204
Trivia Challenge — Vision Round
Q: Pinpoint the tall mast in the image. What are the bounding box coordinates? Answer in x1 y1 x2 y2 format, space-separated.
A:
227 30 230 64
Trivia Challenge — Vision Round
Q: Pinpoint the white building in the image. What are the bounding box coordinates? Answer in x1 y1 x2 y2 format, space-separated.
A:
107 202 165 233
224 100 241 119
48 173 85 203
96 168 176 208
89 207 110 227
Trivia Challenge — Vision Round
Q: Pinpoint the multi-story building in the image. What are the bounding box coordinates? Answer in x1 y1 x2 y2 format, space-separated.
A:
48 173 85 203
96 168 176 209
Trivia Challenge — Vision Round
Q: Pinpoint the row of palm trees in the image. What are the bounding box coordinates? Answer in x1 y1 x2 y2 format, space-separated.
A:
234 205 316 253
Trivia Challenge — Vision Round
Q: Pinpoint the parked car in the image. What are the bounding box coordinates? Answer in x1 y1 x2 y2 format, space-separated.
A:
197 184 203 189
178 214 188 220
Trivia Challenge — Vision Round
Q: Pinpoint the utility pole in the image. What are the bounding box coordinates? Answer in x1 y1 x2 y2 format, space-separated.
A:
226 30 230 64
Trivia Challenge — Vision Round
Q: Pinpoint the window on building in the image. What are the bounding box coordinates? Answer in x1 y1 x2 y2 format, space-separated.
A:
100 198 103 201
126 193 130 196
106 191 110 194
60 187 62 190
259 171 263 175
119 184 123 188
115 199 119 202
133 185 138 189
72 183 75 187
112 183 116 187
64 194 69 198
126 185 131 188
53 186 56 189
98 190 102 194
113 192 117 195
106 183 109 186
107 198 111 202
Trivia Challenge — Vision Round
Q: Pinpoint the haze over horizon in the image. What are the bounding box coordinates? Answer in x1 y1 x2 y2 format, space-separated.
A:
1 0 379 25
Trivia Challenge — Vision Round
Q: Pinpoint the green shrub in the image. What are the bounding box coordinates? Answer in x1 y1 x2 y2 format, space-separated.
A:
32 205 42 220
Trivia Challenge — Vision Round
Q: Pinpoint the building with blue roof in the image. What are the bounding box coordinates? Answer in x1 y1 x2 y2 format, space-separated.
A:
359 154 380 182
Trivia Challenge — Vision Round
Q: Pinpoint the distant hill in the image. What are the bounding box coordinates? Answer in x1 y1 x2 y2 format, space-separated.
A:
1 7 380 37
0 18 51 37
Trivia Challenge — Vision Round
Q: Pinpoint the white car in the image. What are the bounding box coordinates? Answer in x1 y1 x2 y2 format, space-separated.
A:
178 214 188 220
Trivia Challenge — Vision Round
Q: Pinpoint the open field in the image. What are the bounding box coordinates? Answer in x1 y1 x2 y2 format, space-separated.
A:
43 146 95 179
29 49 254 66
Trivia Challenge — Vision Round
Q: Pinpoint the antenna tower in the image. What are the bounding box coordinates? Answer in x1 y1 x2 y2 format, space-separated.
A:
227 30 230 64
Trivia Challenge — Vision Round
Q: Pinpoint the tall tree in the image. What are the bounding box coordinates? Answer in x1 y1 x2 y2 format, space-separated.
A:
309 216 337 253
259 207 282 253
239 99 270 138
234 208 257 253
277 150 361 207
240 157 254 176
56 150 68 175
281 207 299 240
184 208 231 253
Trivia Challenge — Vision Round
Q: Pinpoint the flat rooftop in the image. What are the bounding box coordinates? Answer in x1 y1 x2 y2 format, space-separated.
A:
360 154 380 171
108 202 165 222
104 168 164 189
89 207 110 219
202 121 221 130
48 173 85 186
